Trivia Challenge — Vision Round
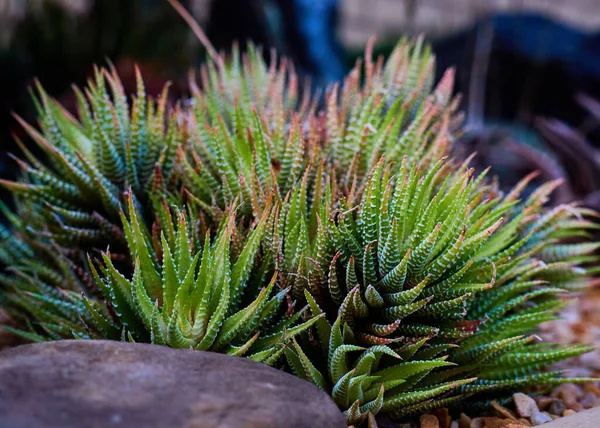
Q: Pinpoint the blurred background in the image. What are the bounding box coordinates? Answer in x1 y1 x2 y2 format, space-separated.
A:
2 0 600 208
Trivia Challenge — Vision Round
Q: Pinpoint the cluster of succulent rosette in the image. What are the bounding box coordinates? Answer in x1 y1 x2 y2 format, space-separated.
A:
0 40 598 425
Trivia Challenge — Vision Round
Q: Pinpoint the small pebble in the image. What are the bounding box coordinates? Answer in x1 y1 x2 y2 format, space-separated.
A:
367 413 377 427
417 383 600 428
579 391 598 408
481 417 516 428
530 411 553 426
583 383 600 397
434 408 451 428
580 349 600 370
491 400 517 420
555 384 583 410
555 384 583 402
459 413 471 428
547 399 566 416
514 393 539 418
420 414 440 428
469 417 484 428
534 397 553 411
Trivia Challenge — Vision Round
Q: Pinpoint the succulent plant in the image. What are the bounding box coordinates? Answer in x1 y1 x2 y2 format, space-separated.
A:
0 38 598 426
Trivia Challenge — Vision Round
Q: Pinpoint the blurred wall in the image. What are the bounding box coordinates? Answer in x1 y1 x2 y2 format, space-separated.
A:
341 0 600 47
4 0 600 49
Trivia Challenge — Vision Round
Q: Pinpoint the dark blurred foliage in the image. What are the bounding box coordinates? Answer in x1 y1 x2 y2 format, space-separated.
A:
353 13 600 208
0 0 198 205
434 14 600 207
435 14 600 126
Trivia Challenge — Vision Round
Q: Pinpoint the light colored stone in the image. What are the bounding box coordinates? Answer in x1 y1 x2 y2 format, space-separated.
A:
530 410 553 426
421 414 441 428
514 393 540 418
460 413 472 428
537 407 600 427
469 417 485 428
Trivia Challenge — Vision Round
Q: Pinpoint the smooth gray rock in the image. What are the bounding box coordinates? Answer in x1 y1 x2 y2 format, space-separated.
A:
530 410 553 426
0 340 346 428
542 407 600 427
514 392 539 418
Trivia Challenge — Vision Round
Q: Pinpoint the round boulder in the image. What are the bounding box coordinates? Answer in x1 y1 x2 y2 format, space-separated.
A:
0 340 346 428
